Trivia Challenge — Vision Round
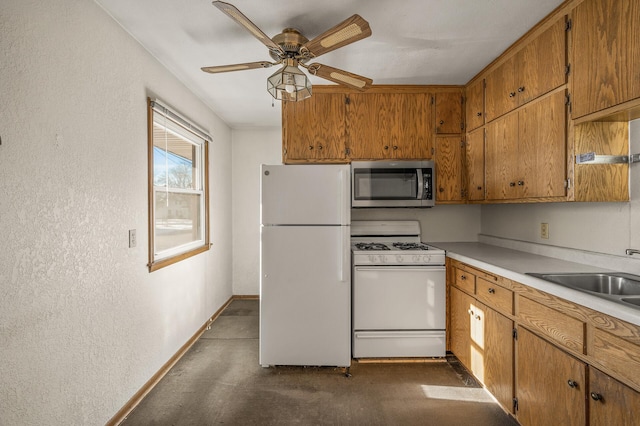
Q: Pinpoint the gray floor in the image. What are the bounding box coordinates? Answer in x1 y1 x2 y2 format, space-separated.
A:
122 299 518 425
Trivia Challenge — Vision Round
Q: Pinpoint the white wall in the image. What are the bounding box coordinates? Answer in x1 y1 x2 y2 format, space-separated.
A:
0 0 233 424
481 119 640 258
232 128 282 295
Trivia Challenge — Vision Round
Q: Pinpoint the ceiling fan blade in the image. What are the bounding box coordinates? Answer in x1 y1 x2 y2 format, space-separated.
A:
212 1 284 55
302 14 372 58
306 63 372 91
201 61 274 74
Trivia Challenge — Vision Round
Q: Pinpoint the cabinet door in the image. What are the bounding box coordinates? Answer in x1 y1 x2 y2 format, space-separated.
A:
435 136 463 202
396 93 434 159
465 128 485 201
483 304 514 413
347 93 433 160
282 93 347 162
485 113 519 199
518 91 567 198
516 327 586 426
435 91 463 134
450 286 474 370
516 17 566 106
485 56 517 122
572 0 640 118
589 367 640 426
465 79 485 132
347 93 392 159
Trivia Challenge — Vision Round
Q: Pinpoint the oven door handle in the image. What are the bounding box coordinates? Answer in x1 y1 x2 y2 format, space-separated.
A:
355 266 445 272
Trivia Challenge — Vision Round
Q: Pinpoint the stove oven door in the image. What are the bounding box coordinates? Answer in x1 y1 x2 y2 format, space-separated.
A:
352 265 446 357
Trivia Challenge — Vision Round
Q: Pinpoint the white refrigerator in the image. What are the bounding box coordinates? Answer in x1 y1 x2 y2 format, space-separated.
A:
260 164 351 367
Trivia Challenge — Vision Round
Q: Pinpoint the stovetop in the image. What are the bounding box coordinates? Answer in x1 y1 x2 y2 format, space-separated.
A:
353 242 435 251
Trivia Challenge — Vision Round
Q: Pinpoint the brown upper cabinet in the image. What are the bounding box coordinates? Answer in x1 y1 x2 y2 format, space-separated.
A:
347 92 434 160
465 79 485 132
485 90 567 200
485 16 567 122
571 0 640 119
282 87 440 163
435 135 464 203
282 92 348 163
434 91 463 134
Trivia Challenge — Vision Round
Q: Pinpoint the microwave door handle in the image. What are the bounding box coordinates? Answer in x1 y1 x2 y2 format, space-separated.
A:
417 168 424 199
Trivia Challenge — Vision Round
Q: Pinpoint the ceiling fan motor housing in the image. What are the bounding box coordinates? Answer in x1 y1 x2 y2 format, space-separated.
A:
270 28 310 61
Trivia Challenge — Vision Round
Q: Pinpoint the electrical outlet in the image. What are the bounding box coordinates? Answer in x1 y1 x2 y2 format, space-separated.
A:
129 229 137 248
540 223 549 239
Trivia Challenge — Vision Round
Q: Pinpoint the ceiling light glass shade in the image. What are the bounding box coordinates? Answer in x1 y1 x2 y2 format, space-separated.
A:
267 59 312 101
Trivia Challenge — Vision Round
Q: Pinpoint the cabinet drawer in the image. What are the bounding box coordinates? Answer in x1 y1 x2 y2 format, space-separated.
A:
518 296 585 354
592 328 640 391
476 278 513 315
455 268 476 294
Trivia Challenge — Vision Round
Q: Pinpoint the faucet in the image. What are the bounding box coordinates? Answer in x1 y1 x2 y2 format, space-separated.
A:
626 249 640 256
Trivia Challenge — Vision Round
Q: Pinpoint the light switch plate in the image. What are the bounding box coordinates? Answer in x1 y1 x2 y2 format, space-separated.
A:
129 229 137 248
541 223 549 239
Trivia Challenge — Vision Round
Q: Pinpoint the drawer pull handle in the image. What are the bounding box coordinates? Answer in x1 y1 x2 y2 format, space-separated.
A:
590 392 603 401
567 380 578 388
488 288 495 294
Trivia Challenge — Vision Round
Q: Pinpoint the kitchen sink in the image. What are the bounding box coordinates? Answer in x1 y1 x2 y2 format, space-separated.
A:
526 272 640 310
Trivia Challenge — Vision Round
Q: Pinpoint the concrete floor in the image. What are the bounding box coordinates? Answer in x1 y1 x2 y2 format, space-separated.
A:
121 299 518 425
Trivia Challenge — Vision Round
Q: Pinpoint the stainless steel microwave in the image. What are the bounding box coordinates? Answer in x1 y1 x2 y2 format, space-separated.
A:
351 160 435 208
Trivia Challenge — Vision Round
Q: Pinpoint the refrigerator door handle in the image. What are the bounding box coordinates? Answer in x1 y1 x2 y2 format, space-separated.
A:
339 225 349 282
339 168 347 223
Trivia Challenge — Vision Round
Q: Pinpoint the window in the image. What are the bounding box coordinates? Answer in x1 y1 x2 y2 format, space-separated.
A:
147 98 210 271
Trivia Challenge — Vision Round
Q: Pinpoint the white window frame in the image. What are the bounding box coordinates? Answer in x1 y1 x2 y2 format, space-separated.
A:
147 98 210 272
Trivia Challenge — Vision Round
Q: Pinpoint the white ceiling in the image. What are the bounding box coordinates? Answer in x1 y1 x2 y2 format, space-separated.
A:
95 0 565 129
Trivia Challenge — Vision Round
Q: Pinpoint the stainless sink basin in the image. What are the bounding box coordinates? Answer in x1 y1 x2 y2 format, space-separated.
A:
526 272 640 310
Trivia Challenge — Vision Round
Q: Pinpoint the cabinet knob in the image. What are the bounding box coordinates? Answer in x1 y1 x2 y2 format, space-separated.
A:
309 146 313 150
476 112 482 117
439 187 444 193
517 180 524 186
467 309 474 316
384 145 389 150
317 145 323 150
567 379 578 388
488 288 495 294
439 120 445 125
392 146 398 150
475 314 481 320
477 186 482 190
518 86 525 93
509 182 516 187
590 392 603 401
509 92 516 98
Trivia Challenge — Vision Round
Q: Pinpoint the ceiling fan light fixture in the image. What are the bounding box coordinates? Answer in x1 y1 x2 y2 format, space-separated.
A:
267 58 312 102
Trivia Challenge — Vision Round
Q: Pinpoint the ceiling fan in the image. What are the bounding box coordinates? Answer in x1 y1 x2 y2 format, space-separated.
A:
201 1 373 101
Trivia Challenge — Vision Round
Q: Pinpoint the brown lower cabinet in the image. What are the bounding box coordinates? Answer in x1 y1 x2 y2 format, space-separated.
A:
450 285 514 411
515 327 586 426
589 367 640 426
448 259 640 425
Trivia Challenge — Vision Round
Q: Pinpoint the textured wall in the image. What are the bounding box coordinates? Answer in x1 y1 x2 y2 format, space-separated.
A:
231 128 282 296
0 0 233 424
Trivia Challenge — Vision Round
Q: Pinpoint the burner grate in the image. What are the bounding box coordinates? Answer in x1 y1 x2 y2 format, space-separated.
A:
354 242 390 251
392 242 430 250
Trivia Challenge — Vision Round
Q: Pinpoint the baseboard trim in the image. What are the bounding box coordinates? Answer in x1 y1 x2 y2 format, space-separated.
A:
106 295 237 426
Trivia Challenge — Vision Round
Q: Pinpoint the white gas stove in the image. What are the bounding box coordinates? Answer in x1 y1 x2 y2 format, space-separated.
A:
351 221 446 358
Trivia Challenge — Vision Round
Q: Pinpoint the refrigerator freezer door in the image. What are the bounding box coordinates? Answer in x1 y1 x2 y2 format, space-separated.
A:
260 225 351 367
261 164 350 225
